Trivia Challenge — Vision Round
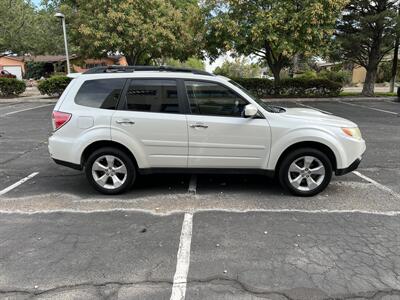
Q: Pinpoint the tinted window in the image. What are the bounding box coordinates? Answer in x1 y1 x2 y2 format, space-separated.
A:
185 81 248 117
75 79 126 109
125 79 179 113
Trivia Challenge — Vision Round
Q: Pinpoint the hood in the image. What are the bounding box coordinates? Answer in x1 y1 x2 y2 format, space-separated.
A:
281 108 357 127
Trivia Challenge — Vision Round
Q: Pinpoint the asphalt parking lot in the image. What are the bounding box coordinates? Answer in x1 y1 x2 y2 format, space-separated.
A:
0 99 399 299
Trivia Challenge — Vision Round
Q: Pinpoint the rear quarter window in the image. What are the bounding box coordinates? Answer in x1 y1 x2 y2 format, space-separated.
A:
75 79 126 109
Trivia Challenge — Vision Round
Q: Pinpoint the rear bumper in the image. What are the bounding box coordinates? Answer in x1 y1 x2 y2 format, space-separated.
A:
53 158 83 170
335 158 361 176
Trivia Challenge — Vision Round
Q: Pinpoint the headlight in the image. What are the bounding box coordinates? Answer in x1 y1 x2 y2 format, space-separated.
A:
342 127 362 140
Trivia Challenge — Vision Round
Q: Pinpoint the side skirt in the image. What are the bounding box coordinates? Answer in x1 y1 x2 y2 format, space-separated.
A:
138 168 275 178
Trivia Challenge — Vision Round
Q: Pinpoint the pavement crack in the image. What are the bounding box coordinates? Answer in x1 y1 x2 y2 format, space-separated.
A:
0 280 173 298
187 276 293 299
186 276 400 300
337 289 400 300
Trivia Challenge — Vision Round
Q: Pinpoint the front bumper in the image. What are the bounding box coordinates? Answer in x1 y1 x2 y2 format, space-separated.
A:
335 158 362 176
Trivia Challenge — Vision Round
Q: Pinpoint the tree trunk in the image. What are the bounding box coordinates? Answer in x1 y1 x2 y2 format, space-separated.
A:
362 48 380 97
390 32 400 93
362 67 377 97
289 53 299 78
125 55 137 66
391 5 400 94
271 66 281 82
390 41 399 93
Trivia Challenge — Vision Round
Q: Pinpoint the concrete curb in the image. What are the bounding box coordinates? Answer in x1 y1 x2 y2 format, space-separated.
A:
0 96 58 103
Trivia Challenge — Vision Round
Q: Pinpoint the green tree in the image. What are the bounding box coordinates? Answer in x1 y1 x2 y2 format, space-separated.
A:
0 0 37 54
204 0 347 82
213 57 261 78
165 57 205 70
335 0 400 96
61 0 205 65
0 0 64 55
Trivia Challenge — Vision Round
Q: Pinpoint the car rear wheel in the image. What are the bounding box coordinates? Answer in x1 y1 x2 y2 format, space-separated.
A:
279 148 332 197
85 147 136 195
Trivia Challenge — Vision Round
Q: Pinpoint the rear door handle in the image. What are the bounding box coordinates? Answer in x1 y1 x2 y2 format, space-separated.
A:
190 123 208 129
116 119 135 125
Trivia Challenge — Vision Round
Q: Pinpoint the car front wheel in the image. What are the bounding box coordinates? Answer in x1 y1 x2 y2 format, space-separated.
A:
279 148 332 197
85 147 136 195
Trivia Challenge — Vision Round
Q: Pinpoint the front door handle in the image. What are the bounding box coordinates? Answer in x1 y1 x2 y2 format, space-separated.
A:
116 119 135 125
190 123 208 129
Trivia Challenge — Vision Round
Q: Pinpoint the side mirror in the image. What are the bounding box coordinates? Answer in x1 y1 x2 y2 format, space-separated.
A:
244 104 258 118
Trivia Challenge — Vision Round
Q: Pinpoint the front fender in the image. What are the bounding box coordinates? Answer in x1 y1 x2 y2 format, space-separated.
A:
267 127 346 170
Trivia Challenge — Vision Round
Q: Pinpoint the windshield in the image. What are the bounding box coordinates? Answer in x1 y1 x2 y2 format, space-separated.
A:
229 80 285 113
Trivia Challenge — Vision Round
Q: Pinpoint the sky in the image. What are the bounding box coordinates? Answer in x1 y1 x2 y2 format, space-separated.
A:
205 55 228 72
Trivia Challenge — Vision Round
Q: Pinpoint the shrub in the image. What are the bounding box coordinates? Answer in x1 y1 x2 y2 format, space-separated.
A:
297 70 318 80
234 78 343 98
376 62 392 83
37 76 72 96
319 70 351 85
0 78 26 96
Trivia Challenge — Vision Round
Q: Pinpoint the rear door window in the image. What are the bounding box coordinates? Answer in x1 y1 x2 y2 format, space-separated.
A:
75 79 126 109
124 79 180 114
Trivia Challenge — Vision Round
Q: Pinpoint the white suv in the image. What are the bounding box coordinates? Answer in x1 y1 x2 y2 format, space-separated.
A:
48 66 366 196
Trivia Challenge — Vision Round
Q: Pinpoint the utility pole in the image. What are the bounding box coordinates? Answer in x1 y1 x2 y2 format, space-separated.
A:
54 13 70 74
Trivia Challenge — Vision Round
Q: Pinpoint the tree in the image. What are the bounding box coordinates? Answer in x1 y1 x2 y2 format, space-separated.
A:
60 0 205 65
0 0 38 55
336 0 400 96
204 0 347 82
0 0 65 56
213 57 261 78
164 57 205 70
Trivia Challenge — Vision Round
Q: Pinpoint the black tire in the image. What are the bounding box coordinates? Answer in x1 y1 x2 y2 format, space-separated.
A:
278 148 332 197
85 147 136 195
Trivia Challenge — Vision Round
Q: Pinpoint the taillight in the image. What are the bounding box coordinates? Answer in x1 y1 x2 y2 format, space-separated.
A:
52 111 72 130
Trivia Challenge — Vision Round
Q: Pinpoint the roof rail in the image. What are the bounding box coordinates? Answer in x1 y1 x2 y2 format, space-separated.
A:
83 65 213 76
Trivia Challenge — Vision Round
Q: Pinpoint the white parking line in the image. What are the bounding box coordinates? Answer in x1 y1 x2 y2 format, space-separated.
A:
296 102 332 114
353 171 400 199
1 104 53 117
188 175 197 194
170 213 193 300
0 172 39 196
339 101 398 115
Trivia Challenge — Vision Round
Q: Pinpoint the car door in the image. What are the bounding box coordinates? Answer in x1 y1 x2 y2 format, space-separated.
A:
184 80 271 169
111 78 188 168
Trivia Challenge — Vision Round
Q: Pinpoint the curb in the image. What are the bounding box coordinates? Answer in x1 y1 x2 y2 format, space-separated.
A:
0 96 58 103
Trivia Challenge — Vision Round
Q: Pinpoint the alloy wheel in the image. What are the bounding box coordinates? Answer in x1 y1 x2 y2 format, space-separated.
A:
288 156 325 192
91 155 128 190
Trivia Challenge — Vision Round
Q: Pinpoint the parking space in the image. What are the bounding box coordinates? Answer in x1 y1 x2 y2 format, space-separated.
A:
0 99 399 299
186 211 400 299
0 211 183 299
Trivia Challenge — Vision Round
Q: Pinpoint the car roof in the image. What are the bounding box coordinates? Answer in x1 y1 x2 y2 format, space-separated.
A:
71 66 232 84
84 65 212 76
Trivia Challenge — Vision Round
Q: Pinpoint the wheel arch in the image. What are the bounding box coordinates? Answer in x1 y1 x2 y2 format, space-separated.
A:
274 141 338 174
81 140 139 169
